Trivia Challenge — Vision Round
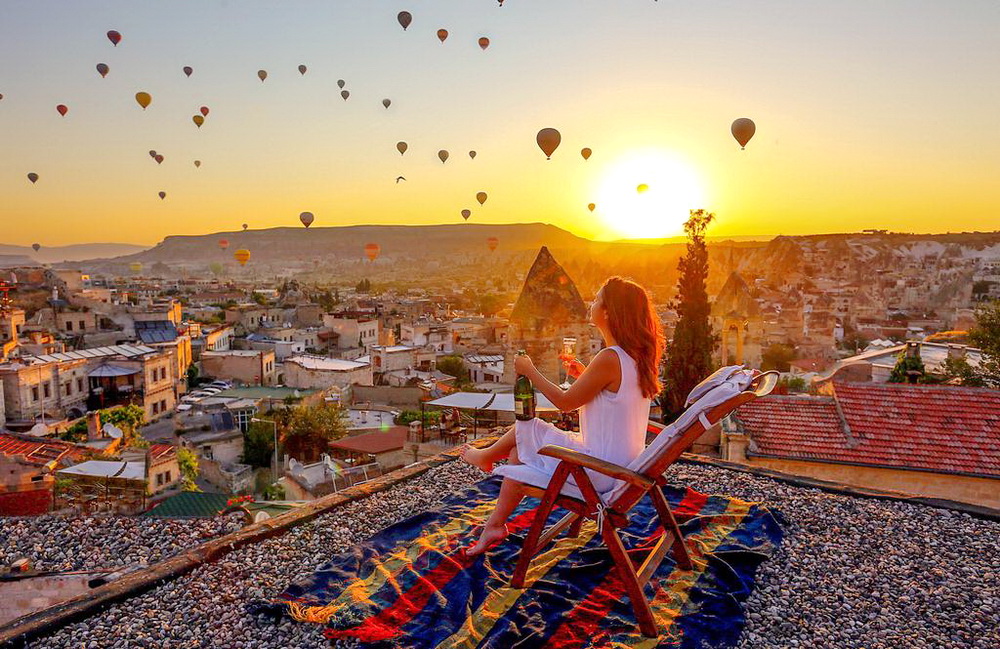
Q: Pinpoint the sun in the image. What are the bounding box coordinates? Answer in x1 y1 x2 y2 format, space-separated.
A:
594 150 707 239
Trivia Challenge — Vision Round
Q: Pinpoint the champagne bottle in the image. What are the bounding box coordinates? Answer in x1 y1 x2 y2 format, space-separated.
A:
514 350 536 421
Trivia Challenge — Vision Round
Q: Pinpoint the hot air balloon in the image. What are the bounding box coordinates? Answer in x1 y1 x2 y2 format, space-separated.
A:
107 30 121 46
154 154 164 164
637 183 649 193
437 29 448 43
341 90 350 101
581 147 592 160
438 150 449 163
183 66 193 77
149 150 157 158
56 104 68 117
398 11 412 30
487 237 499 252
158 191 166 200
27 173 38 184
242 223 248 231
588 203 595 212
192 115 204 128
536 128 561 159
469 150 477 160
96 63 109 78
0 94 4 101
364 243 380 262
32 243 40 252
337 79 346 89
478 37 490 50
129 262 143 274
257 69 267 82
396 141 408 155
135 92 152 110
200 106 209 117
731 118 756 149
299 211 314 228
461 209 471 220
298 64 307 75
234 249 251 266
382 98 391 109
194 160 201 168
218 239 229 250
476 192 487 205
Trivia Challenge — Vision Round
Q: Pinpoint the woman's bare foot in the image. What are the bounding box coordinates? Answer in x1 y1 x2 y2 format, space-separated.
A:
463 523 509 557
459 445 494 473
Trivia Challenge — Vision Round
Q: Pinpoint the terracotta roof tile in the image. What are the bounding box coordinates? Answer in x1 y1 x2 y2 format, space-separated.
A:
734 383 1000 477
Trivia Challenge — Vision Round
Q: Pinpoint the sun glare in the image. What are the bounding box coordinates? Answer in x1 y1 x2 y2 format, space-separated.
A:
594 151 706 239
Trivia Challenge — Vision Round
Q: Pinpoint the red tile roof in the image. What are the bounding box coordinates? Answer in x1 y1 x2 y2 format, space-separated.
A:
330 427 408 455
734 382 1000 477
0 433 79 467
149 443 177 464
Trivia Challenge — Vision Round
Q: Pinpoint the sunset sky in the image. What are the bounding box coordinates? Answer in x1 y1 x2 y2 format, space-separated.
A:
2 1 999 246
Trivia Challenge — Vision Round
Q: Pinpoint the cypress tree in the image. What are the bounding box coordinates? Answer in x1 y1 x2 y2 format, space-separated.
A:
662 209 717 420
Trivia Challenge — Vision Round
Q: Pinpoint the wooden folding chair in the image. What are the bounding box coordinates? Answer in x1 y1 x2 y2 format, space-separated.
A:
508 371 778 637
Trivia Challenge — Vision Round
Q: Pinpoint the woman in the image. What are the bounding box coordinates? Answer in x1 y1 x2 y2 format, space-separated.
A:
459 276 663 556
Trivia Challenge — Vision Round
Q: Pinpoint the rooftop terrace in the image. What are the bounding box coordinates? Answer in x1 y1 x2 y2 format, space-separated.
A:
3 454 998 648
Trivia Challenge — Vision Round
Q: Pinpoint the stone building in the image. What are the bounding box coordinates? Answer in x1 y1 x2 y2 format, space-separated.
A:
502 247 593 385
201 349 277 387
282 355 372 390
711 272 763 368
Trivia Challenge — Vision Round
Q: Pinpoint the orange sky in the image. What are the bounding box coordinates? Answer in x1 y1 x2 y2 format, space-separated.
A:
2 1 999 246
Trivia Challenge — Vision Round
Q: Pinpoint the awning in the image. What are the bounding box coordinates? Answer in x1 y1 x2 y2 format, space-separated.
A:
88 364 141 378
426 391 557 412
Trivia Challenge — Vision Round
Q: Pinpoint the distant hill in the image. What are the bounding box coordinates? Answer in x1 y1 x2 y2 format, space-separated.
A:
0 243 149 265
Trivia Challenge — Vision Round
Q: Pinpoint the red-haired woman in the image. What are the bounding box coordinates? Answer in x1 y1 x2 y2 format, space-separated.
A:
459 276 663 555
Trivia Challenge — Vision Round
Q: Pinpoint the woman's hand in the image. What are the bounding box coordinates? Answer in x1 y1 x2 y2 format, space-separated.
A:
514 353 536 378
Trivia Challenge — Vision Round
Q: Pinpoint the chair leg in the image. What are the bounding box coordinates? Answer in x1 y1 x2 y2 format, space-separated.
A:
568 513 583 537
600 517 659 638
511 463 570 588
650 486 692 571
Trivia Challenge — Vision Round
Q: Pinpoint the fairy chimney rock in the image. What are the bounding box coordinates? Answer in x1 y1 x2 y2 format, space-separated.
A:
504 247 592 384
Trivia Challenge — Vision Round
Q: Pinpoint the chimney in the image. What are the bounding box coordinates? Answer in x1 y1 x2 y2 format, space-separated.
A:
947 344 966 361
905 341 921 359
86 411 102 442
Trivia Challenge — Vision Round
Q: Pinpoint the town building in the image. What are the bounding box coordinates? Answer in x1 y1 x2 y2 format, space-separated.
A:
721 382 1000 509
200 349 277 386
282 355 373 390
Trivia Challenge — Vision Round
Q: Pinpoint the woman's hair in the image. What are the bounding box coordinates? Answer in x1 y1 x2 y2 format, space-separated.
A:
599 276 664 399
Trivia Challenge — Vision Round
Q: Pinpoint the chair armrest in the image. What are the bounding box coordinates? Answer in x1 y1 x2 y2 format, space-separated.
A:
537 445 654 489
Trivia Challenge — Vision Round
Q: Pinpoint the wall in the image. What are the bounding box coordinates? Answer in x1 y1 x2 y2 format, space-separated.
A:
351 385 424 408
744 455 1000 510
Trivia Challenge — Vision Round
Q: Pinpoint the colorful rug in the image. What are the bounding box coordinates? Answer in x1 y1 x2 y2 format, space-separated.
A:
250 476 784 648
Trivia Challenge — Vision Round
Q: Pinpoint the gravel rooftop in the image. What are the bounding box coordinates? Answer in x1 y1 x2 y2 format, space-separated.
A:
6 458 999 649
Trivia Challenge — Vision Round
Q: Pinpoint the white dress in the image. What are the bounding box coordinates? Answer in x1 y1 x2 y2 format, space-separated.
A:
493 345 650 494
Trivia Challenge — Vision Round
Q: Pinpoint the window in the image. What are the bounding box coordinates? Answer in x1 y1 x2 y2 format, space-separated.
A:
77 377 84 393
79 320 86 331
43 382 50 398
66 321 73 332
165 471 172 483
64 382 71 396
31 475 45 482
160 399 167 411
152 402 159 415
156 473 164 486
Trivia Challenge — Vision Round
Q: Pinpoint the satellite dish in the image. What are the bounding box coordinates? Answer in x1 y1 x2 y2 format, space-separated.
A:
103 423 124 439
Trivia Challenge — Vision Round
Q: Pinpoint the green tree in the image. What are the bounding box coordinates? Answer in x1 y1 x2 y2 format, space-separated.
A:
889 353 925 383
940 356 985 387
103 404 148 448
186 364 200 388
761 344 796 372
251 291 268 305
477 294 505 317
176 446 201 492
274 404 350 463
243 420 276 468
662 210 717 420
968 299 1000 386
437 355 466 380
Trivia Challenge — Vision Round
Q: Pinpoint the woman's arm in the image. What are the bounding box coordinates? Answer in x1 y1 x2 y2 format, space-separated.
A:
515 349 619 412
